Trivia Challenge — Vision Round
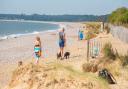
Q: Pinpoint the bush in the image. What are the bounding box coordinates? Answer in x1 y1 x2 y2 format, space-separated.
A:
105 24 110 34
119 54 128 66
82 62 98 73
103 43 116 60
86 22 101 34
108 7 128 27
82 63 92 72
85 31 96 40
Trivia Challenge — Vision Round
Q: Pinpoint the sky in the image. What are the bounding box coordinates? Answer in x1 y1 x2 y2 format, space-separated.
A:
0 0 128 15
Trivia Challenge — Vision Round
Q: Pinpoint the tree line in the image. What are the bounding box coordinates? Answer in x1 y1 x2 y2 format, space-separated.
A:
0 14 108 22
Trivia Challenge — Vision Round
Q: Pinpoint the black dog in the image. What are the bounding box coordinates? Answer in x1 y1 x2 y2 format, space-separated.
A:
57 52 70 59
64 52 70 59
57 52 61 59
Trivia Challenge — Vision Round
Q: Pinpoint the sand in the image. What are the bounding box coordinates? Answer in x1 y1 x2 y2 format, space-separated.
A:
0 22 83 88
1 21 128 89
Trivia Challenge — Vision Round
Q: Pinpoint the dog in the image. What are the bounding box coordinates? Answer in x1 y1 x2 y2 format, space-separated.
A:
57 52 61 59
57 52 70 59
64 52 70 59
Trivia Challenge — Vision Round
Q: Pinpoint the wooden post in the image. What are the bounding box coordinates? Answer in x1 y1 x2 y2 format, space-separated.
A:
87 39 90 62
90 39 92 57
103 22 104 31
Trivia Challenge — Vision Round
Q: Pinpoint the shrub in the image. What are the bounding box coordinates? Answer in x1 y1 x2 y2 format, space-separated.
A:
103 43 116 60
82 63 92 72
85 31 96 40
119 54 128 66
105 24 110 34
86 22 101 34
82 62 98 73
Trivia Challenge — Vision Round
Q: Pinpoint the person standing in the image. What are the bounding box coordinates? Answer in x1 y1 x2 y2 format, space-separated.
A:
34 36 42 64
79 31 84 40
59 28 66 59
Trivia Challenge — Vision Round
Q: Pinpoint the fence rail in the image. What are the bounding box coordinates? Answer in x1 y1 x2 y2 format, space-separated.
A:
87 38 102 59
109 24 128 43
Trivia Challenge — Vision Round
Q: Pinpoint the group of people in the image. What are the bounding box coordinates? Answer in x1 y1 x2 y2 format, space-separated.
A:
33 27 100 64
34 28 66 64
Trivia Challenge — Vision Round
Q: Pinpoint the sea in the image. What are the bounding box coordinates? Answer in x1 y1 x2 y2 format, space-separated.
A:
0 20 60 40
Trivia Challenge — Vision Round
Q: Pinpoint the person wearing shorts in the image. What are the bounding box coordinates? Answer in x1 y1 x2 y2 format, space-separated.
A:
59 28 66 59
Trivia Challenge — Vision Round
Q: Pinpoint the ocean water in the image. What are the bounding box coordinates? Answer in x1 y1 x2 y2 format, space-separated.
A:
0 20 60 39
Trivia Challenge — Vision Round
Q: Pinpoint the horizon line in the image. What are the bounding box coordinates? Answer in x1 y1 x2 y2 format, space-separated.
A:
0 13 109 16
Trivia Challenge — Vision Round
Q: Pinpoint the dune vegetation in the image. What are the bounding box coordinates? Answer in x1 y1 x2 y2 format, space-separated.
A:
108 7 128 27
7 62 110 89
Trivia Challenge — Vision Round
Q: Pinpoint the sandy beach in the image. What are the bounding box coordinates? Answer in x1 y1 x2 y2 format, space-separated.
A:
0 22 83 88
1 21 128 89
0 0 127 88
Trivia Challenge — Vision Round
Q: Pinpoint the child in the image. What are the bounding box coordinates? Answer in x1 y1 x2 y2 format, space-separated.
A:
34 36 42 64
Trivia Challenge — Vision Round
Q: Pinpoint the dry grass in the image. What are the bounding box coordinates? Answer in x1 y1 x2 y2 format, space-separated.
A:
85 22 101 34
104 24 111 34
104 60 121 77
96 46 121 77
103 43 117 60
119 54 128 67
81 22 101 40
7 62 110 89
82 62 98 73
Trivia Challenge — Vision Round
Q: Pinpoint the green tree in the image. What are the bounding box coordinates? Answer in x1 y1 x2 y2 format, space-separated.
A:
108 7 128 26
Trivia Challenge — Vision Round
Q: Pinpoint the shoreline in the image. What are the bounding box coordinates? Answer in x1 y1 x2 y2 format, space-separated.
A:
0 20 63 40
0 19 63 25
0 28 59 40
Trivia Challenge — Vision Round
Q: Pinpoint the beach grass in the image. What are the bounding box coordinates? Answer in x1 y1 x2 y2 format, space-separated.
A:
8 61 110 89
52 62 110 89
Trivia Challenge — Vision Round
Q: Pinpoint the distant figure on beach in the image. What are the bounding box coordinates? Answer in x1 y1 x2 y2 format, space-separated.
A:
58 28 66 59
34 36 42 64
78 30 84 40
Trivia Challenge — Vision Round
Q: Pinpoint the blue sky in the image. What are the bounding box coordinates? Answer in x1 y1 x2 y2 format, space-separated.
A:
0 0 128 15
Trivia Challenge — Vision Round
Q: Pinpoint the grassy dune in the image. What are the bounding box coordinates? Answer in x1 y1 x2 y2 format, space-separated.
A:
7 62 110 89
